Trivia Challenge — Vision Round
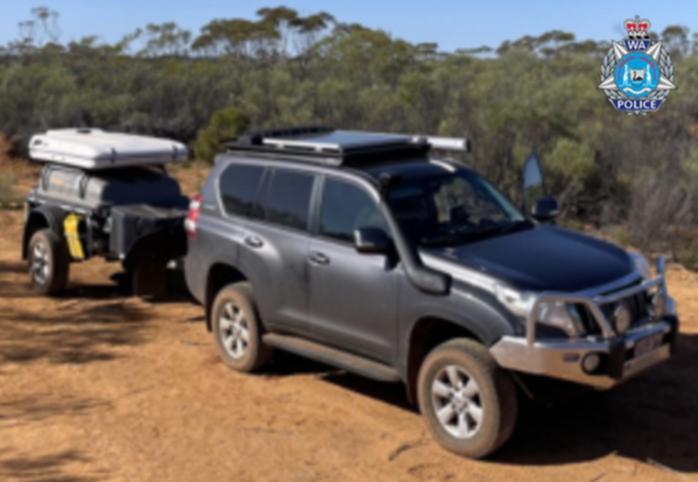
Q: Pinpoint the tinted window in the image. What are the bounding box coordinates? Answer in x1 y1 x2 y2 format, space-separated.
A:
263 169 314 230
219 164 265 217
387 171 525 246
319 178 387 242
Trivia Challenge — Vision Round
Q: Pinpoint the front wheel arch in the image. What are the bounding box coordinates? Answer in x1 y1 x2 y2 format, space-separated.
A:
405 317 486 406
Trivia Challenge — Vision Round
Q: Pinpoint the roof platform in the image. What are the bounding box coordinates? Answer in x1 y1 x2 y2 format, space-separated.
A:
226 126 469 166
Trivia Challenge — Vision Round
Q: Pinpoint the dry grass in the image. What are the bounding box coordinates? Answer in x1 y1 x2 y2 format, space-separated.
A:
0 173 17 203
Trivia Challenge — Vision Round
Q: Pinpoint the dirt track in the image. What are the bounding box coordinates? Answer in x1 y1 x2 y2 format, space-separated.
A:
2 164 698 481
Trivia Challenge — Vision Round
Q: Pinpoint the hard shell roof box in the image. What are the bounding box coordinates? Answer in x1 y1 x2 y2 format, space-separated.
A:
29 128 188 170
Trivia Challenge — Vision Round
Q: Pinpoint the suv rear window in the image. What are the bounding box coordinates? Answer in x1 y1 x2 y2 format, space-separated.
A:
219 164 265 217
262 169 315 231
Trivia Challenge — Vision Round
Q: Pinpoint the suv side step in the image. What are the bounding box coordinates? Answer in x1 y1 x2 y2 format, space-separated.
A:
262 333 401 382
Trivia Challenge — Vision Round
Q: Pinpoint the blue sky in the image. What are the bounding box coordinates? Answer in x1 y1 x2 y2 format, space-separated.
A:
1 1 696 51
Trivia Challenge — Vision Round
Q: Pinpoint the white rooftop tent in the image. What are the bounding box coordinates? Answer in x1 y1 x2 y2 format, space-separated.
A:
28 128 188 170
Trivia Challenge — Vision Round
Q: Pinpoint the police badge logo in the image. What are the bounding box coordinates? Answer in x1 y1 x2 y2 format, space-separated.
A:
598 17 676 115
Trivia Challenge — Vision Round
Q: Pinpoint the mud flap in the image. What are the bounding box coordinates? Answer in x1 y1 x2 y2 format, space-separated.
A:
131 257 168 299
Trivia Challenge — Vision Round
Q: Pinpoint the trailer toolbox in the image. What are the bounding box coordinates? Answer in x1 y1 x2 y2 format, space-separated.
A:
109 204 187 262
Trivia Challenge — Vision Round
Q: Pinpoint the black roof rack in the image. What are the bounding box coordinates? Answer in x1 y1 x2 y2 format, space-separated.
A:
225 126 469 166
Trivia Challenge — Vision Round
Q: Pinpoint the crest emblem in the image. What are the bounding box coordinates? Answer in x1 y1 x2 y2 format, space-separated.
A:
598 17 676 115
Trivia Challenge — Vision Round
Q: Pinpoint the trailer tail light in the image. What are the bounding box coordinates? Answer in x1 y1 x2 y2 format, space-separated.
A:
185 194 201 239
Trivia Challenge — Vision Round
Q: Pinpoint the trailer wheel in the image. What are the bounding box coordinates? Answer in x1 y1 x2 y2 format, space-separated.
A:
28 228 70 295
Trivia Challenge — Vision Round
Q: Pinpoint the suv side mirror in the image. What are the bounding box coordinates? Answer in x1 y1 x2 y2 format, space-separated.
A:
523 154 544 191
354 227 391 254
523 154 554 217
531 197 559 222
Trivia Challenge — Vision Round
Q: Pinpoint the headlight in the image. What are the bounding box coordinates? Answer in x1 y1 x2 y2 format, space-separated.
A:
494 283 534 317
629 252 651 280
537 302 585 337
495 283 585 337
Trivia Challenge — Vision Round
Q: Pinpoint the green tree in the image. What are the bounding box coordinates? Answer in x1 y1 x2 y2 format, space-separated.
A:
1 6 698 261
194 106 250 162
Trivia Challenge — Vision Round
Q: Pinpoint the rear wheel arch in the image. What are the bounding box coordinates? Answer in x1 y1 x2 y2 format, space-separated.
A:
205 263 249 331
405 317 486 406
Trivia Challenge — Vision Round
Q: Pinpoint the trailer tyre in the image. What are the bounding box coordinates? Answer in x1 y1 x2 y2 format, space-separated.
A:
28 228 70 295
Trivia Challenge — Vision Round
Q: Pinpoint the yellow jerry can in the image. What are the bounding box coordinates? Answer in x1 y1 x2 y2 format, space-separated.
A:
63 213 85 260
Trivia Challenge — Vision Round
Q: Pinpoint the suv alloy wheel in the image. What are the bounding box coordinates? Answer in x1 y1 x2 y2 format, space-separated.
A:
417 338 518 458
211 282 272 372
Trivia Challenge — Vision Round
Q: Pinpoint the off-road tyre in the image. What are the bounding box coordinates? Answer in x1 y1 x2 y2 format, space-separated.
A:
28 228 70 295
417 338 518 459
211 282 272 372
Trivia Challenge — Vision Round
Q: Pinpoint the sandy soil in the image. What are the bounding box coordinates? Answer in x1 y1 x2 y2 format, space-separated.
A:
1 158 698 481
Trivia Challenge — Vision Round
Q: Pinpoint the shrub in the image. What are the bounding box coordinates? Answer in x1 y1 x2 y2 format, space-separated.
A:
676 238 698 271
609 225 632 247
194 107 250 163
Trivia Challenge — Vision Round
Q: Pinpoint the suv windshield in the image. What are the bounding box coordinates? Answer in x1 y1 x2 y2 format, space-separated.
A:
386 169 529 247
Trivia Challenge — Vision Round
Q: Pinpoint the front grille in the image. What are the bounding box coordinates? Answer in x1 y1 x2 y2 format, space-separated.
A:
577 280 652 335
628 292 651 321
576 303 602 335
600 292 651 328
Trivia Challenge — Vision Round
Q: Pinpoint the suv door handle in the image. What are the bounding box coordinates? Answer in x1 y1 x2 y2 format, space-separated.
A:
244 236 263 248
309 251 330 265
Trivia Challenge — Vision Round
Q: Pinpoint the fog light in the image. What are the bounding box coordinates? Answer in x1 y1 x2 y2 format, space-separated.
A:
582 353 601 373
613 302 632 334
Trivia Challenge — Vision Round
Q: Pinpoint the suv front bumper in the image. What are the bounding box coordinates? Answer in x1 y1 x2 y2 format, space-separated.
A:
490 315 677 388
490 259 678 389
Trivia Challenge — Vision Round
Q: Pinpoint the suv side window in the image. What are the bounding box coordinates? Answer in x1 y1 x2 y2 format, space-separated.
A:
262 169 315 231
219 164 265 218
319 178 388 242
